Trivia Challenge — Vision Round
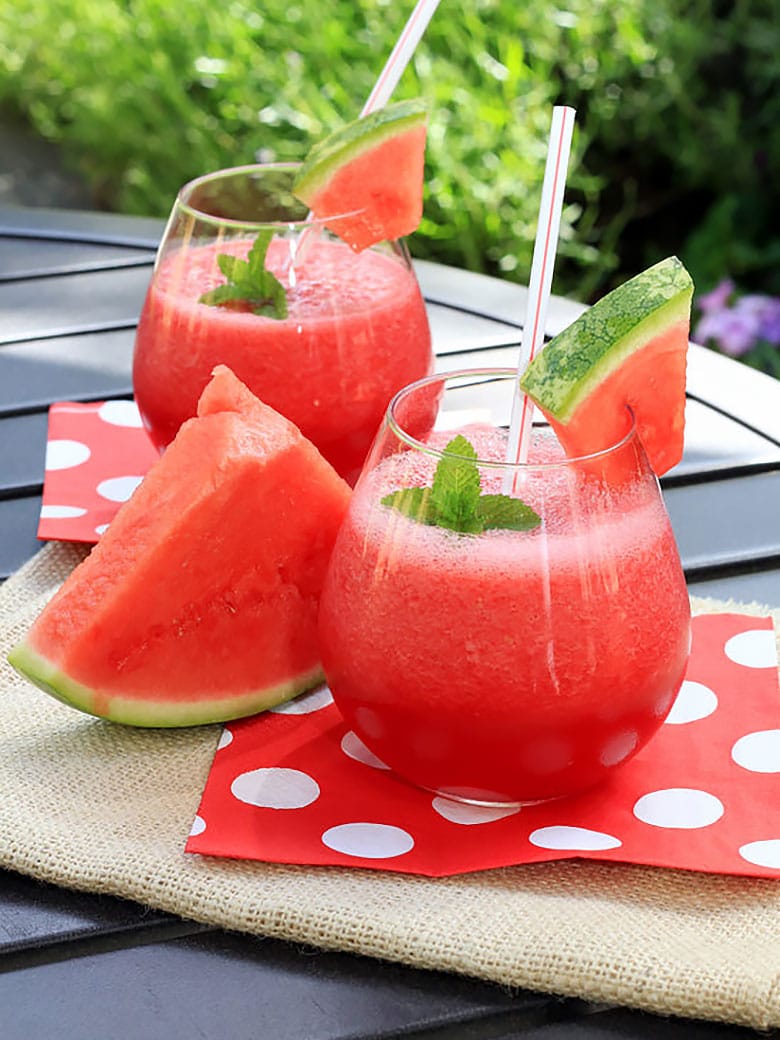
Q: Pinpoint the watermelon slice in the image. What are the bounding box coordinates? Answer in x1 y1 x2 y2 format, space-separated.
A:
293 99 427 252
8 366 351 727
519 256 693 476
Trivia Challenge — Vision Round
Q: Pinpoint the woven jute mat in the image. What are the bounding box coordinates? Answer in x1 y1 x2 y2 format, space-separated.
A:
1 542 778 1030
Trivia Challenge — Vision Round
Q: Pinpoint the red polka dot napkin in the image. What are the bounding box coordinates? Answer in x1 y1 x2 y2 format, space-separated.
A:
39 402 780 878
186 613 780 878
38 401 158 544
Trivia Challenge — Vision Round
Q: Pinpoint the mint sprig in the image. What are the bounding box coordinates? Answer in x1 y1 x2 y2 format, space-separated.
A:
381 434 541 534
198 230 288 319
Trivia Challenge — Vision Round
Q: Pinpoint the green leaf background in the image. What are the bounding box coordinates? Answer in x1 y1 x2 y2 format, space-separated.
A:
1 0 777 301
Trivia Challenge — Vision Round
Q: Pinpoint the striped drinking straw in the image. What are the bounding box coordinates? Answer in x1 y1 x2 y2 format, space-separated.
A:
503 105 576 495
361 0 442 116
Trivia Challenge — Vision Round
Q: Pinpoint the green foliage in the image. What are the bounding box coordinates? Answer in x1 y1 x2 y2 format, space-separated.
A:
575 0 780 298
0 0 777 301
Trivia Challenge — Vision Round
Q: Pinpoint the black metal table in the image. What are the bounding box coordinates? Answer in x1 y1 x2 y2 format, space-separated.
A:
1 206 778 1040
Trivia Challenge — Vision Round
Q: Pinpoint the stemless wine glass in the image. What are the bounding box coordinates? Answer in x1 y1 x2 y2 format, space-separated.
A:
132 163 433 482
318 369 692 806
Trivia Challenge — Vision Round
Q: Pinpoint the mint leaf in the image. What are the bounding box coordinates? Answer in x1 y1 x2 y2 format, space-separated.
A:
380 486 434 523
381 434 542 535
476 494 541 531
430 434 482 531
197 283 252 306
199 231 288 319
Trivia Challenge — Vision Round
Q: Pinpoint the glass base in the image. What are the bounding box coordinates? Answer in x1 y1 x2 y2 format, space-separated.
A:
420 782 560 810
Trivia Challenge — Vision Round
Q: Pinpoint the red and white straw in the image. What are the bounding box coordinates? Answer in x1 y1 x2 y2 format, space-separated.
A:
504 106 576 493
361 0 442 116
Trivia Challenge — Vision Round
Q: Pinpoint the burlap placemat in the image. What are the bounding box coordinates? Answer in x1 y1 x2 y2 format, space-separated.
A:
1 542 778 1030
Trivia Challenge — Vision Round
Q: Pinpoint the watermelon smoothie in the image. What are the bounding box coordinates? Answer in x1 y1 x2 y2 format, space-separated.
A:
318 371 691 805
132 164 432 481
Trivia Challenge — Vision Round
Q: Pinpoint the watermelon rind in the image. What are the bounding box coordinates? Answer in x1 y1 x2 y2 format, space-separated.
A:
293 99 427 202
7 640 325 728
519 256 693 422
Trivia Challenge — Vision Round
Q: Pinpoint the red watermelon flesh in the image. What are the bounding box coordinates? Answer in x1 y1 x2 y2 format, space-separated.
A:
292 99 427 252
8 366 351 727
545 319 689 477
519 257 694 478
308 125 427 251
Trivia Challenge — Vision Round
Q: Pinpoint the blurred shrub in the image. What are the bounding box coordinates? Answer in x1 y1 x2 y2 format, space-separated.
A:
0 0 777 302
579 0 780 299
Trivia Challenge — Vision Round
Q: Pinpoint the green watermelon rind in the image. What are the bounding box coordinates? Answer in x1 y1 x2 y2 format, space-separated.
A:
293 99 427 201
7 640 324 728
519 257 694 422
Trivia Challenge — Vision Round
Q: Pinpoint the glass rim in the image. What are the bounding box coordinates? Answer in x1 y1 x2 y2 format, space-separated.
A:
175 162 364 231
386 367 640 471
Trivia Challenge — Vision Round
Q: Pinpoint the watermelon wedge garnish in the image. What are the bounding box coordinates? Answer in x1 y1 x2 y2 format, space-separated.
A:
520 256 694 476
293 99 427 252
8 366 351 727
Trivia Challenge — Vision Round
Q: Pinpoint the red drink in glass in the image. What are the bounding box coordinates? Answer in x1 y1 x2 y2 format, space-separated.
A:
319 369 691 805
133 164 432 481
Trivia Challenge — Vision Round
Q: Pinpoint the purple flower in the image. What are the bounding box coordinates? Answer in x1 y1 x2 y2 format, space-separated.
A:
697 278 734 314
757 298 780 346
695 308 757 357
693 281 780 357
732 295 780 346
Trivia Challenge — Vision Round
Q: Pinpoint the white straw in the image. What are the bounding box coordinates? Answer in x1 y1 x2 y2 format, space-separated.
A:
361 0 442 116
504 106 576 493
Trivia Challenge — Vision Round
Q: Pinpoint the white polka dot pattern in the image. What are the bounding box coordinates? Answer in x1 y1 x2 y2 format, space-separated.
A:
731 730 780 773
45 439 91 471
665 680 718 724
40 505 88 520
189 815 207 837
633 788 724 830
98 400 144 427
96 475 143 503
270 686 334 714
321 823 414 859
341 731 390 770
37 400 158 545
529 826 622 851
738 839 780 869
725 629 777 669
230 768 320 810
431 798 520 825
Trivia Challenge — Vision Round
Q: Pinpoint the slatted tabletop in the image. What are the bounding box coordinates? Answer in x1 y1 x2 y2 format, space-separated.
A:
1 206 778 1040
